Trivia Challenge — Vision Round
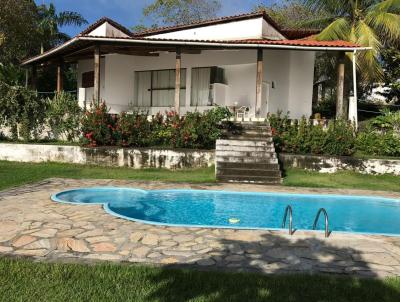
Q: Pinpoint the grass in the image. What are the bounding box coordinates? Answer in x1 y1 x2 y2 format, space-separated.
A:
0 161 215 191
284 168 400 192
1 161 400 192
0 257 399 302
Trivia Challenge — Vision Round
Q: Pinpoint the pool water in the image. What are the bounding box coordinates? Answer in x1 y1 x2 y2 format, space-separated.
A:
52 187 400 236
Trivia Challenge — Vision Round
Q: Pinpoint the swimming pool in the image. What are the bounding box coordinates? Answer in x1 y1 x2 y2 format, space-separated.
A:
52 187 400 236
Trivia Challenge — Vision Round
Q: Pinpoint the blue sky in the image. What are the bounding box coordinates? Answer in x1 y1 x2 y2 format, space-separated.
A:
35 0 277 36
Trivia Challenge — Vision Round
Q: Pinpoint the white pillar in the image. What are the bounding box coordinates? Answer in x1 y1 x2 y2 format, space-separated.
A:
349 50 358 128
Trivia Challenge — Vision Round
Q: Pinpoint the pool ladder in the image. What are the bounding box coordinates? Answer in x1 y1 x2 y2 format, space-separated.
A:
281 205 294 235
282 206 330 238
313 208 330 238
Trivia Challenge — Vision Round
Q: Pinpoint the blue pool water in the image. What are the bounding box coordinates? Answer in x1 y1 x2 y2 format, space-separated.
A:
52 187 400 236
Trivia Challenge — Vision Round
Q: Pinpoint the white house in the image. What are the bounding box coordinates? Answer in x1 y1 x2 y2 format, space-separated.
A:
22 11 367 120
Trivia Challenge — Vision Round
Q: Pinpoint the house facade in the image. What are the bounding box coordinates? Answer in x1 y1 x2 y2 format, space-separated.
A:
22 12 367 120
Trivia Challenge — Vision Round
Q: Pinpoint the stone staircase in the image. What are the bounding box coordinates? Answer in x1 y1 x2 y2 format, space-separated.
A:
216 122 282 184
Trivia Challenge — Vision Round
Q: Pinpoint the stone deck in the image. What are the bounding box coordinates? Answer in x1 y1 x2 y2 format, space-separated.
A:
1 178 400 278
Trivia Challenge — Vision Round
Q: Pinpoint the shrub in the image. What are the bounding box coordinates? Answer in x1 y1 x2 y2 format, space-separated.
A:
46 92 82 142
356 110 400 157
268 112 356 156
0 81 47 141
116 111 153 147
80 101 117 147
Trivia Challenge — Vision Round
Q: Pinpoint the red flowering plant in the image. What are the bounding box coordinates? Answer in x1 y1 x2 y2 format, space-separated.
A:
116 110 153 147
80 101 118 147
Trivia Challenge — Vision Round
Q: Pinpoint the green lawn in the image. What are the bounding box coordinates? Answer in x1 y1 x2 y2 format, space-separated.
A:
283 168 400 192
0 257 398 302
0 161 215 191
1 161 399 192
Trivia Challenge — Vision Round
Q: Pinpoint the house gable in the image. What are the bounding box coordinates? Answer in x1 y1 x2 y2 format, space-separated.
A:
137 12 286 41
87 21 130 38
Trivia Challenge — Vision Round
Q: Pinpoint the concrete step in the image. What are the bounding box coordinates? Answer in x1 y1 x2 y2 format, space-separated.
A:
216 145 275 152
224 135 274 141
216 162 280 170
216 151 277 158
217 139 274 146
216 156 279 164
217 168 282 178
217 175 282 185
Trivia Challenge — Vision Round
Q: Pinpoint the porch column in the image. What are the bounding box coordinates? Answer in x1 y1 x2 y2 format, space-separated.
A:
349 50 358 127
56 59 64 93
255 48 263 118
94 45 101 104
25 68 29 88
174 47 182 114
336 52 346 118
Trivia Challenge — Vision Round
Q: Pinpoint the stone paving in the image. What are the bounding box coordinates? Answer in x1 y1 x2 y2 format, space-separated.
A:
1 178 400 278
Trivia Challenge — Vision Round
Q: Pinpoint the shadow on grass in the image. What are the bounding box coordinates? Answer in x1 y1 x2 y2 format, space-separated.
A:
144 232 400 302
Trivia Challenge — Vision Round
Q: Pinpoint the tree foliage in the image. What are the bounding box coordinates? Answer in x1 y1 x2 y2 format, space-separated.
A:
37 3 87 53
254 0 318 28
142 0 222 27
302 0 400 82
0 0 41 65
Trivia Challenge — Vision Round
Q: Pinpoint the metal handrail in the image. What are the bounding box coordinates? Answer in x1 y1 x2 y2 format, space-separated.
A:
281 205 294 235
313 208 330 238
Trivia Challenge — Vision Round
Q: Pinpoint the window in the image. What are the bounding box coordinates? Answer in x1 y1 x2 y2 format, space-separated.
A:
134 69 186 107
82 71 94 88
191 67 225 106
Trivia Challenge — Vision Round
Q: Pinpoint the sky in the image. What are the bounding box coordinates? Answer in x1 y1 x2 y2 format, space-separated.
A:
34 0 278 37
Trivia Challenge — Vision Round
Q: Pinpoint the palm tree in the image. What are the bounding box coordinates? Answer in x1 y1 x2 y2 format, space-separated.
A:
303 0 400 81
37 3 88 53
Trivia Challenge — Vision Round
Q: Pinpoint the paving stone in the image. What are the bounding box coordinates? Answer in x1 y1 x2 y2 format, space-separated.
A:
24 239 53 250
142 234 159 245
173 235 195 243
86 236 110 244
31 229 57 238
130 232 144 242
160 257 178 264
197 258 216 266
14 249 49 257
0 246 13 253
76 229 103 238
2 178 400 278
147 252 162 258
131 246 151 258
57 238 90 253
12 235 37 248
92 242 117 253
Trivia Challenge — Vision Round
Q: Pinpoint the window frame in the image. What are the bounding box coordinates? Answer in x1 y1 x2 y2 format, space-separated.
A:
134 68 187 107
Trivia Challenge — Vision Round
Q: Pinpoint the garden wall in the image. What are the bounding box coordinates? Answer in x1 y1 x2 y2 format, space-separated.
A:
0 143 215 170
279 153 400 176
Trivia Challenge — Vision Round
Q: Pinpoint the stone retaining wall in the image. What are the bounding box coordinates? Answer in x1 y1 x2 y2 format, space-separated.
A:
0 143 215 170
279 153 400 175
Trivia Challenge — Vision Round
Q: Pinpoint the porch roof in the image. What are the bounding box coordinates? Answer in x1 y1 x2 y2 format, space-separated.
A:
21 13 370 66
21 35 368 66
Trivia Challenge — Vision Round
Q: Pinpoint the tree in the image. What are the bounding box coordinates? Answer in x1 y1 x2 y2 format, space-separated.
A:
302 0 400 81
379 47 400 103
0 0 40 65
142 0 221 27
254 0 319 28
37 3 87 53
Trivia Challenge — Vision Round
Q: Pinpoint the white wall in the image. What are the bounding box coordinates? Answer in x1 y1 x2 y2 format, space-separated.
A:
88 22 130 38
287 51 316 119
76 49 315 118
148 18 265 41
